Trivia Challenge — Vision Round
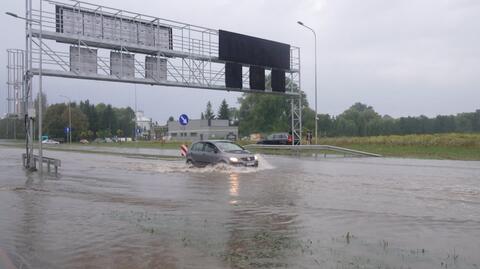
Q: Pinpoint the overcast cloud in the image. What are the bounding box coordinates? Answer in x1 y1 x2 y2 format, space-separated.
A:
1 0 479 122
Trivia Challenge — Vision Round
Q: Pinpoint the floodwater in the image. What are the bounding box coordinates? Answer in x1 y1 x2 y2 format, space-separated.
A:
0 145 479 269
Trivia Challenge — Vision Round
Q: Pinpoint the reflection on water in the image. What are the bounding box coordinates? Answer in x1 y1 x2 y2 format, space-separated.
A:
0 146 480 268
229 173 239 197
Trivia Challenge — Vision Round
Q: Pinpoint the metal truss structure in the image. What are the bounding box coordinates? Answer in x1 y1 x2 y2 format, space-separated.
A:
6 0 302 171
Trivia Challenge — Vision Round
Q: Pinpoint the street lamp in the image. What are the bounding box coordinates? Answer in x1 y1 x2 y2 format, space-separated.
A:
60 95 72 144
5 12 39 23
5 12 19 18
297 21 318 144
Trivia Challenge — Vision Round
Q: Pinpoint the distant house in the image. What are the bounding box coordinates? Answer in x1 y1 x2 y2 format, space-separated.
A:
167 119 238 141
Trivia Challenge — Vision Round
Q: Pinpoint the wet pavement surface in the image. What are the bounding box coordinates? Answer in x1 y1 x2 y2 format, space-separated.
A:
0 145 479 268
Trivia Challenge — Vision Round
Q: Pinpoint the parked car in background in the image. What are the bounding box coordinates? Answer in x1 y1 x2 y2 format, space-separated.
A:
256 132 300 145
79 139 89 144
186 140 258 167
42 139 60 145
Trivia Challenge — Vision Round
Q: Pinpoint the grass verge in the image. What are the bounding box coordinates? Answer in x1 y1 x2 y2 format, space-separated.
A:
317 133 480 160
2 133 479 160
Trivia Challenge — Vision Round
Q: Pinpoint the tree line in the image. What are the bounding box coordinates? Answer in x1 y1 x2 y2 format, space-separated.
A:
199 99 232 121
44 100 136 141
2 92 479 140
197 76 479 137
316 103 480 137
0 94 136 141
204 96 480 137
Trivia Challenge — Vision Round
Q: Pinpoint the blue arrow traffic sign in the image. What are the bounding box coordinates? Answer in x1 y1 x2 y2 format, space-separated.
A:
179 114 189 126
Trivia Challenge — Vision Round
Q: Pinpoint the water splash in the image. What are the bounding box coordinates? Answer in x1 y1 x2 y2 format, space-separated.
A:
154 154 274 174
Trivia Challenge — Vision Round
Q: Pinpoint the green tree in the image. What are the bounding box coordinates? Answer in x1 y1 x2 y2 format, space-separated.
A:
337 103 381 136
97 129 112 138
101 104 117 131
205 101 214 120
217 99 230 120
237 75 309 136
302 106 316 134
317 114 333 137
229 107 239 124
0 118 25 139
238 94 289 136
80 100 99 135
455 114 473 132
433 115 456 133
44 103 66 139
44 103 89 141
380 115 398 135
115 107 135 137
474 110 480 132
334 117 357 136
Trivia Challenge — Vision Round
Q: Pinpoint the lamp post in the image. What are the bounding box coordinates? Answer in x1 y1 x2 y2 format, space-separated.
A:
297 21 318 144
60 95 72 144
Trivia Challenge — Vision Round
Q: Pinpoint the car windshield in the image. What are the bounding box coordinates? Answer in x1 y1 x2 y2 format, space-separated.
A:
214 142 244 152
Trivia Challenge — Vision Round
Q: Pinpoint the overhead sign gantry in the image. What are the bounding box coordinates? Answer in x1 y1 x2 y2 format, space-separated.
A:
6 0 302 172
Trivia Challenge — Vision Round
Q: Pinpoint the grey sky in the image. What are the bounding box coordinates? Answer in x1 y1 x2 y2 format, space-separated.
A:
1 0 479 123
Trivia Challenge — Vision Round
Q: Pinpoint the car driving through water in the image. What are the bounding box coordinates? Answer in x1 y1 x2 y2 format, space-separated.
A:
186 140 258 167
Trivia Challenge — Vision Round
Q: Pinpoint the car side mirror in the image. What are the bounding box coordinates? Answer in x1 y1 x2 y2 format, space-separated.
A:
214 149 219 154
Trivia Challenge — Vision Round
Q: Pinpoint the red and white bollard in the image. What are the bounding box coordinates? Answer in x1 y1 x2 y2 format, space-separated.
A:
180 144 188 157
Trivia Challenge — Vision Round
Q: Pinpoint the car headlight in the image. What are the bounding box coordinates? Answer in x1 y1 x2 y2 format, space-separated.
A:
254 155 259 160
229 157 239 163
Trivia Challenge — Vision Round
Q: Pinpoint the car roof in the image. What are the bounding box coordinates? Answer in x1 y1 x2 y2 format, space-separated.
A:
192 140 237 147
193 140 231 143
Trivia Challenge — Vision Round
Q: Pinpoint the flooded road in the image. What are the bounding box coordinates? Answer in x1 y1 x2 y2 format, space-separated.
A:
0 145 479 268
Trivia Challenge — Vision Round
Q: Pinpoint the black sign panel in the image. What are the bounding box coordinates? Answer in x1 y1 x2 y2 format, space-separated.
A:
271 69 286 92
249 66 265 91
225 63 243 89
219 30 290 70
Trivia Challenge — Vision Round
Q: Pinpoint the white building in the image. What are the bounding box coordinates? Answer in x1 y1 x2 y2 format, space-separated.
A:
167 119 238 141
136 110 152 139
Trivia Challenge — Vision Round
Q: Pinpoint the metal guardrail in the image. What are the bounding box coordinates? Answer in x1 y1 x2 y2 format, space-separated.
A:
244 144 382 157
22 153 61 174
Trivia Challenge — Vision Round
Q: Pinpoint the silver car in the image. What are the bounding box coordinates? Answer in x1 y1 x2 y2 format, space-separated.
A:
186 140 258 167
